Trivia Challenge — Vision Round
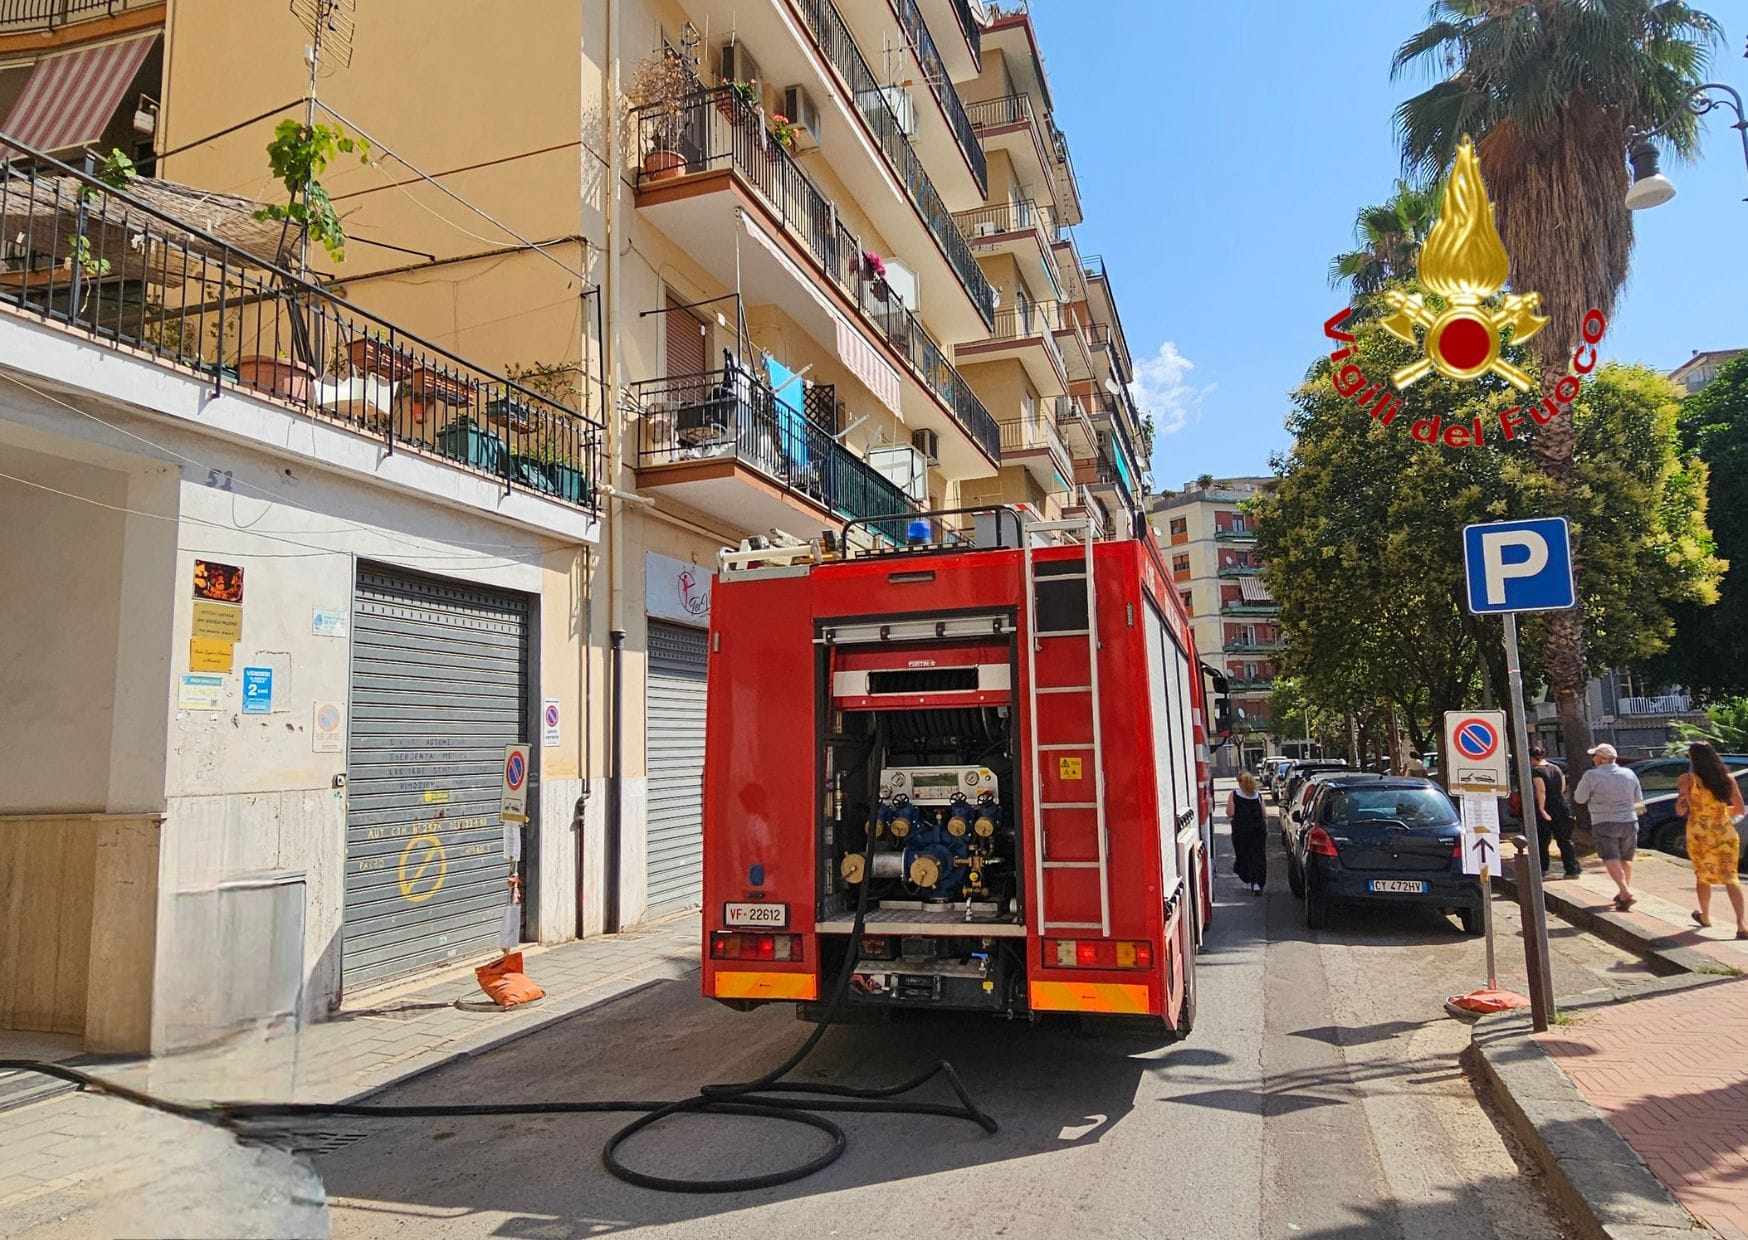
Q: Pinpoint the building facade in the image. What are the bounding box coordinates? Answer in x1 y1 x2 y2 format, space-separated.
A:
0 0 1155 1050
1148 477 1277 774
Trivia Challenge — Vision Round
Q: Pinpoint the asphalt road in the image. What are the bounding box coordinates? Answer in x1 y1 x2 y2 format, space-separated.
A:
303 786 1656 1240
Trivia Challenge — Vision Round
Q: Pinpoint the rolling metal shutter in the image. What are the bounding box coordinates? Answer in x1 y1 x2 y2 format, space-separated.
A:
645 620 709 917
666 293 707 377
343 565 530 991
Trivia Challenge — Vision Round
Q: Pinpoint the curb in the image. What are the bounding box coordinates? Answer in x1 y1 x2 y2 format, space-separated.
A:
1470 1004 1720 1239
1493 869 1732 976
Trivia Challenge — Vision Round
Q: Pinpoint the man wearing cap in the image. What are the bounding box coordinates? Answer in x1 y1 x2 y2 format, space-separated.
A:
1571 743 1645 910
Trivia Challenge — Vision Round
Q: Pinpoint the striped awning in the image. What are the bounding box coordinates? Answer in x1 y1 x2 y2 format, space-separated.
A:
1239 575 1274 603
1 32 157 158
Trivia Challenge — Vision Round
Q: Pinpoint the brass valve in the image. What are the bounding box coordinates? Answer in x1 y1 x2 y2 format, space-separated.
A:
945 813 969 838
973 815 997 838
841 853 866 884
907 854 942 888
889 815 912 840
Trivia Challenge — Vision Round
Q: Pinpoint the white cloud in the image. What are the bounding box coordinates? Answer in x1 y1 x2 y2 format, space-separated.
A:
1129 339 1214 439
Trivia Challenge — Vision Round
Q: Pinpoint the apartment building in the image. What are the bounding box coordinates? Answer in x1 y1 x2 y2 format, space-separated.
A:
948 4 1149 533
0 0 1158 1048
1149 477 1278 773
0 3 603 1050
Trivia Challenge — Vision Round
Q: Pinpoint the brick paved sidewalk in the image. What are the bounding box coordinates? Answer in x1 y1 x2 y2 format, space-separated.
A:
0 911 701 1235
1554 846 1748 970
1538 975 1748 1240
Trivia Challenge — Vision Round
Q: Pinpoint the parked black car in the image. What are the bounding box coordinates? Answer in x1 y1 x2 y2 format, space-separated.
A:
1282 771 1387 850
1636 768 1748 869
1281 760 1350 811
1286 776 1480 934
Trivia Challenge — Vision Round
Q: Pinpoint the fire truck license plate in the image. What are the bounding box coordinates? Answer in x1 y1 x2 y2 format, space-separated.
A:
725 902 788 928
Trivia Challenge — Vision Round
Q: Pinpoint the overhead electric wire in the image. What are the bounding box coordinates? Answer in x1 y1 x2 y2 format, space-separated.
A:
150 100 305 167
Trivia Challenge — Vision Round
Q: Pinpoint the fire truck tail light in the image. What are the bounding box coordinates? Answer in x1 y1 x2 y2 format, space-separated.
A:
1045 939 1154 969
710 932 803 962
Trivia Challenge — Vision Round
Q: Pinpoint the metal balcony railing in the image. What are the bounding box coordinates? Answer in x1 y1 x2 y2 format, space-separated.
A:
985 305 1063 373
0 0 137 31
1221 600 1279 616
1618 694 1694 715
948 0 982 61
1214 525 1257 541
997 412 1070 476
894 0 986 193
1218 563 1264 577
633 367 917 536
787 0 996 328
953 198 1052 242
0 136 603 513
1224 637 1284 653
636 87 1001 463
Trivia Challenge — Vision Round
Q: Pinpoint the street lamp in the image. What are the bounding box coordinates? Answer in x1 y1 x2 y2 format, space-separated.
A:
1626 81 1748 209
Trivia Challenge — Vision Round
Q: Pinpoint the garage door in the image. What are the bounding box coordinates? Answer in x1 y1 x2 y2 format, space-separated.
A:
645 620 708 917
343 565 530 991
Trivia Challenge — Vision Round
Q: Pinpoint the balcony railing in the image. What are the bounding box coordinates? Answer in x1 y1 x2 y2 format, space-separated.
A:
986 304 1063 366
1221 600 1279 616
787 0 996 328
0 137 602 513
894 0 986 192
1218 562 1263 577
954 198 1052 242
1224 637 1284 653
1618 693 1694 715
633 367 916 536
1214 526 1257 541
637 88 1001 463
1227 676 1277 692
0 0 138 31
948 0 982 61
998 411 1070 476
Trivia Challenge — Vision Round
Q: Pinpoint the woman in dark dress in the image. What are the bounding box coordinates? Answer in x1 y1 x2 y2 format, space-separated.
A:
1228 771 1268 894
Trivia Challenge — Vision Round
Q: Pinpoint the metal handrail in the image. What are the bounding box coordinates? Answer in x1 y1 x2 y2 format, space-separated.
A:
0 132 603 513
636 87 1001 463
948 0 982 62
787 0 996 327
0 0 121 31
894 0 986 192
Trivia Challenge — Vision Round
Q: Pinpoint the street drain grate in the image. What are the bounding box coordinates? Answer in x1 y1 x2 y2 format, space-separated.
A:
246 1127 372 1156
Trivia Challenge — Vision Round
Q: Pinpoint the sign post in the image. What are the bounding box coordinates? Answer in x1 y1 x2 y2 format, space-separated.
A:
1462 517 1575 1032
1459 791 1502 989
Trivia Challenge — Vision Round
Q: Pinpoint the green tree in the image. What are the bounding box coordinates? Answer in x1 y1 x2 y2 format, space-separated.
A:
1393 0 1723 762
1254 312 1720 767
1328 179 1440 297
1642 355 1748 700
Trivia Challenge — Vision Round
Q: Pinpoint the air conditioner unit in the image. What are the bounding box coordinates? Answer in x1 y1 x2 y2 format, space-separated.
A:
132 94 159 138
879 85 917 135
972 220 999 238
719 41 762 88
911 427 940 464
780 84 822 149
868 444 928 502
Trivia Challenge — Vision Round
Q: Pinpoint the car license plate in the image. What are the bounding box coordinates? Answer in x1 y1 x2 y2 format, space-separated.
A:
725 901 788 928
1369 880 1428 894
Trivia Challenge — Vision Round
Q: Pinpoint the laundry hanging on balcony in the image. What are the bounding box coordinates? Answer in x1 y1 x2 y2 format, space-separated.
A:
736 209 901 418
0 32 158 159
764 354 811 476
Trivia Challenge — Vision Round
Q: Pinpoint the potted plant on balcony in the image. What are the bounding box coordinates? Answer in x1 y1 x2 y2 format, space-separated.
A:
627 50 694 182
768 112 801 153
861 249 889 301
718 77 759 125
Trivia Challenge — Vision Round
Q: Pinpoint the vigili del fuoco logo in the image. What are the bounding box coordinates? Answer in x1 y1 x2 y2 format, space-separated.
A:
1322 137 1607 449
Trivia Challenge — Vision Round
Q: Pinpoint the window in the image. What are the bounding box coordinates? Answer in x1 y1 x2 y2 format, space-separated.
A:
1326 787 1458 828
1172 553 1190 580
1169 517 1187 535
1179 590 1192 612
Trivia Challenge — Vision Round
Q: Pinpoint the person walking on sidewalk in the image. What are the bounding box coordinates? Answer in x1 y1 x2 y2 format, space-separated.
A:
1228 772 1268 894
1676 741 1748 939
1572 743 1645 911
1531 744 1580 879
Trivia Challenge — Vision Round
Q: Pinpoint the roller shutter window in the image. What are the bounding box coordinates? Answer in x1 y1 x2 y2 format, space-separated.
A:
666 292 707 377
343 565 530 992
645 620 709 917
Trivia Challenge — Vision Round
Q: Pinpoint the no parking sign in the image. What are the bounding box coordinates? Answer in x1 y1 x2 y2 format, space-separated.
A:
501 744 530 824
1444 710 1509 793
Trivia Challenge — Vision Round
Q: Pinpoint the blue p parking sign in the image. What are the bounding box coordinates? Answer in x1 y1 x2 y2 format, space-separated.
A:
1462 517 1575 614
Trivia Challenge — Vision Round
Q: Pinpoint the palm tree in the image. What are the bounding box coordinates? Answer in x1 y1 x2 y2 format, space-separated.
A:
1392 0 1722 762
1328 180 1441 296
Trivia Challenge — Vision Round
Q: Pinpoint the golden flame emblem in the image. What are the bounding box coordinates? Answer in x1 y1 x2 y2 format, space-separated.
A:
1380 137 1548 390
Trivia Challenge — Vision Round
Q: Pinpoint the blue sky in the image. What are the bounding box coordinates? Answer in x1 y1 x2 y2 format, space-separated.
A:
1027 1 1747 488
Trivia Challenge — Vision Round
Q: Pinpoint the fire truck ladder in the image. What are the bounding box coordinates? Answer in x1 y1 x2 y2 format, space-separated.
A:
1021 517 1111 937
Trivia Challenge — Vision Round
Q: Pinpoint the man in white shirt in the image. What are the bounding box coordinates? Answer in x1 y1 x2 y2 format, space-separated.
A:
1571 743 1646 911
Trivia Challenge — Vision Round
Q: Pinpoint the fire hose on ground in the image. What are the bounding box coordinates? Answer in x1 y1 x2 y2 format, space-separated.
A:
0 836 998 1195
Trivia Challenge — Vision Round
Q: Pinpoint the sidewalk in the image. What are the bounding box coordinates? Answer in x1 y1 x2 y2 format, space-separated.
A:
1484 845 1748 1240
0 911 701 1238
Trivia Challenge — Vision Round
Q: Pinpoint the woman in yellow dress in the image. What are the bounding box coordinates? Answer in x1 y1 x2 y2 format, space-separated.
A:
1676 741 1748 939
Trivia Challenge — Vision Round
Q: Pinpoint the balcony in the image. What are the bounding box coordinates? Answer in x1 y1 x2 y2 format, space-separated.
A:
1221 599 1279 617
966 93 1058 208
1224 637 1285 654
998 411 1071 490
1052 394 1097 456
0 140 603 516
1218 562 1264 577
785 0 996 326
1618 694 1695 715
1083 257 1134 384
1227 676 1277 692
1041 300 1095 380
889 0 986 193
634 88 1001 473
954 199 1059 300
633 368 917 538
0 0 156 34
955 303 1067 397
1215 525 1258 542
1050 124 1084 228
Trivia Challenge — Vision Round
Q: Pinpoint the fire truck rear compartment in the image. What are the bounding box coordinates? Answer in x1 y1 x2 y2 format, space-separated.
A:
816 629 1028 1013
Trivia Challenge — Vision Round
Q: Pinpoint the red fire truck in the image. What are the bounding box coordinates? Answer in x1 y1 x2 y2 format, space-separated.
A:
699 509 1216 1034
